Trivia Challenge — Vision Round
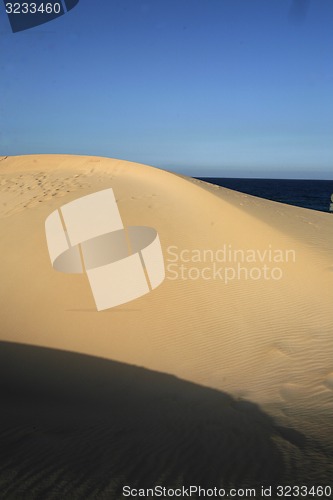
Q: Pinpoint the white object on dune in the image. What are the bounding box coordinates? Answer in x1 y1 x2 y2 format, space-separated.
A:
45 188 165 310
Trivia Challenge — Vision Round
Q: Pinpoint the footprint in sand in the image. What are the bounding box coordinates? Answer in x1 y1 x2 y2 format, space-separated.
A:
324 373 333 390
279 383 307 402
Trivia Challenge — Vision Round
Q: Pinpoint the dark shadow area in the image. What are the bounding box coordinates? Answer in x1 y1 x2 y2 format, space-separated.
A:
3 0 65 33
0 341 310 499
2 0 80 33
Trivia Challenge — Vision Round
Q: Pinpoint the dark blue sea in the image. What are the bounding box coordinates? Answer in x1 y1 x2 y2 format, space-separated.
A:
196 178 333 213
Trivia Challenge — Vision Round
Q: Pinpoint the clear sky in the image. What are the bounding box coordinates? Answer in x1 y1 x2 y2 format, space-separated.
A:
0 0 332 178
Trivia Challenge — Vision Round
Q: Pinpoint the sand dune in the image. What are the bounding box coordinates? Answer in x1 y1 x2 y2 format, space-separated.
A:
0 342 292 498
1 155 332 496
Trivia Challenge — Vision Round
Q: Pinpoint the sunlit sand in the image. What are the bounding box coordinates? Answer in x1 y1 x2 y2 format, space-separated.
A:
1 154 332 496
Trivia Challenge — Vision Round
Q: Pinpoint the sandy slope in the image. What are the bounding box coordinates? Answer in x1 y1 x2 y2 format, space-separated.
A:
0 155 333 494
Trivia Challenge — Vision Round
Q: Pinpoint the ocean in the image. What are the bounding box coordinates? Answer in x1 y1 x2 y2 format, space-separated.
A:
196 178 333 213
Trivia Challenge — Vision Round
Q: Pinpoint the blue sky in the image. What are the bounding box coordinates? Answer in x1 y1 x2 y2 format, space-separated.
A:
0 0 332 177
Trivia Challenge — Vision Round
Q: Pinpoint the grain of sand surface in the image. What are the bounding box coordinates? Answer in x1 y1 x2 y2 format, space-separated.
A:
0 155 332 498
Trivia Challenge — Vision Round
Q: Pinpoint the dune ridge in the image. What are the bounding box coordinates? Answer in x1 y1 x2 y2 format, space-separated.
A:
1 155 332 494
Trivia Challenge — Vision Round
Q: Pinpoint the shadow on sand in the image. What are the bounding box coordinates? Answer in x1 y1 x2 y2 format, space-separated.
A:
0 341 306 499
